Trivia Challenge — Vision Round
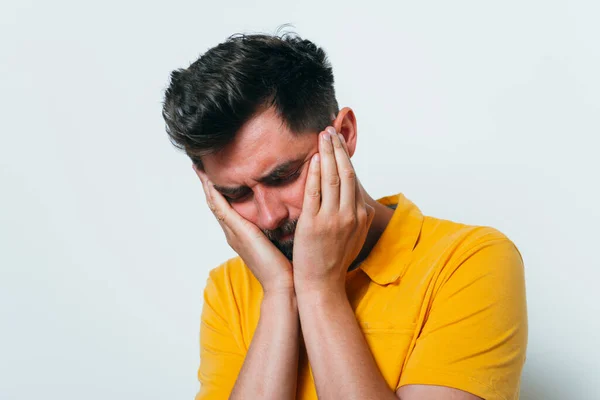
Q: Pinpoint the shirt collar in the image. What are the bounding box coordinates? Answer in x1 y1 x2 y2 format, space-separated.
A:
357 193 424 286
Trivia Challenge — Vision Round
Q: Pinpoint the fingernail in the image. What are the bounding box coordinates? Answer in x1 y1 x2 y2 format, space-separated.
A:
326 126 336 135
322 131 331 141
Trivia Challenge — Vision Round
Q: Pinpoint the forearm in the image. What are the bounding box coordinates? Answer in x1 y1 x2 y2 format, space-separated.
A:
296 286 397 400
229 290 300 400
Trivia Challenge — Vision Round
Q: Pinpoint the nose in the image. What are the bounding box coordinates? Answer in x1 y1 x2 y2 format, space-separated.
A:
254 186 288 231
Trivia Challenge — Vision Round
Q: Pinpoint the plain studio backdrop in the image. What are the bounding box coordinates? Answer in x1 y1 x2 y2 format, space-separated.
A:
1 1 598 399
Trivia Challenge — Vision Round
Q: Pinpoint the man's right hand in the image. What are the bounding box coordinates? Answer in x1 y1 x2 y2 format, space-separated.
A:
193 165 294 295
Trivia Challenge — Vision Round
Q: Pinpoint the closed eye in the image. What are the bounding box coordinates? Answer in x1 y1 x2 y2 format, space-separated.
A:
221 158 311 203
223 193 250 203
225 170 302 203
265 170 302 186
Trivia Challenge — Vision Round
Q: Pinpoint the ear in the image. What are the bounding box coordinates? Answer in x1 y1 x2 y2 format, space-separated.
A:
332 107 358 158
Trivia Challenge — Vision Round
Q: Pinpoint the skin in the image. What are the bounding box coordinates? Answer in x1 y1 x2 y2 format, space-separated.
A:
194 106 481 400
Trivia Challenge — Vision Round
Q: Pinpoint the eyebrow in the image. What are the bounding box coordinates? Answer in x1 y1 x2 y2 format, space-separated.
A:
212 157 307 197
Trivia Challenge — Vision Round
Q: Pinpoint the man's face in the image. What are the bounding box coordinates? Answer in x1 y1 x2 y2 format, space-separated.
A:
201 107 320 260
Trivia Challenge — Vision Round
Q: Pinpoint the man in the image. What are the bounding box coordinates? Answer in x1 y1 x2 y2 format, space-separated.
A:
162 32 527 400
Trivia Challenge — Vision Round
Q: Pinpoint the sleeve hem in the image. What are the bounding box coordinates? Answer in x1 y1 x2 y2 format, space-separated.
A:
397 366 509 400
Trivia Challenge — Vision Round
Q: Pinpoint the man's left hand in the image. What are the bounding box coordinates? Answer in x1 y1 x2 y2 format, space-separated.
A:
292 126 374 295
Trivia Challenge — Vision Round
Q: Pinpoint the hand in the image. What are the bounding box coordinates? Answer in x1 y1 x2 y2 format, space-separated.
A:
292 126 375 294
193 166 294 295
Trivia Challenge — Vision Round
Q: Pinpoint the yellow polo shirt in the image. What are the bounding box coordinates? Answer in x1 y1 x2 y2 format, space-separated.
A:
196 193 528 400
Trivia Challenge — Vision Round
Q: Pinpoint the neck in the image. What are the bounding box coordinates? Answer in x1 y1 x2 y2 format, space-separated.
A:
348 193 395 271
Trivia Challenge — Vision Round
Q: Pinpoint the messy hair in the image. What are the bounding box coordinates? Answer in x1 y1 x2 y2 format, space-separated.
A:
162 28 339 168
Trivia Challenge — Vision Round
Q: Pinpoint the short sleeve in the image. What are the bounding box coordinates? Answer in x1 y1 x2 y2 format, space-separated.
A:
195 270 245 400
398 239 528 400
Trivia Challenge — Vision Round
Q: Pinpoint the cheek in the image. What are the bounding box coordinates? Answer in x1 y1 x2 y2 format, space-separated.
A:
287 171 310 212
231 202 255 223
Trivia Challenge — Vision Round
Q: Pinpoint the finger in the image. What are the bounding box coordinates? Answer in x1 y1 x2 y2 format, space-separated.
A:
320 127 340 212
205 180 238 226
301 153 321 216
355 175 366 209
339 132 350 154
335 134 366 211
193 165 216 209
192 166 235 230
330 131 356 213
204 184 220 219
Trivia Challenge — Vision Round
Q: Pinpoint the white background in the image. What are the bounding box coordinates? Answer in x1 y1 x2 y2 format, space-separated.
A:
1 1 598 399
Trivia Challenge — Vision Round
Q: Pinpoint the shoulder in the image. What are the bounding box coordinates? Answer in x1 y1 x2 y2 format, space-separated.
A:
207 255 250 287
420 216 522 267
205 255 259 291
411 216 525 295
203 255 262 314
421 215 513 246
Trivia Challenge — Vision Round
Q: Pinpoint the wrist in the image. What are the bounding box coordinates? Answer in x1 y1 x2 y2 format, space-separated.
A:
261 288 298 312
294 274 345 297
295 284 348 317
261 275 295 297
294 279 346 302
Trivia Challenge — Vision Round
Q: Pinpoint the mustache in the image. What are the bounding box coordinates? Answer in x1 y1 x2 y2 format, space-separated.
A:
263 219 298 241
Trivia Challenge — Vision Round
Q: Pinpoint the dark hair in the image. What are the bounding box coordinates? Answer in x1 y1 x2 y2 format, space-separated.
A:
161 29 339 168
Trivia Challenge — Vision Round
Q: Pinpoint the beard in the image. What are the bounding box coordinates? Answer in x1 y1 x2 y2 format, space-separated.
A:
262 218 298 261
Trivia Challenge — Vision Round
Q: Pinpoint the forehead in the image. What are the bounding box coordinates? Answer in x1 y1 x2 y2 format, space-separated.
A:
202 107 318 183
